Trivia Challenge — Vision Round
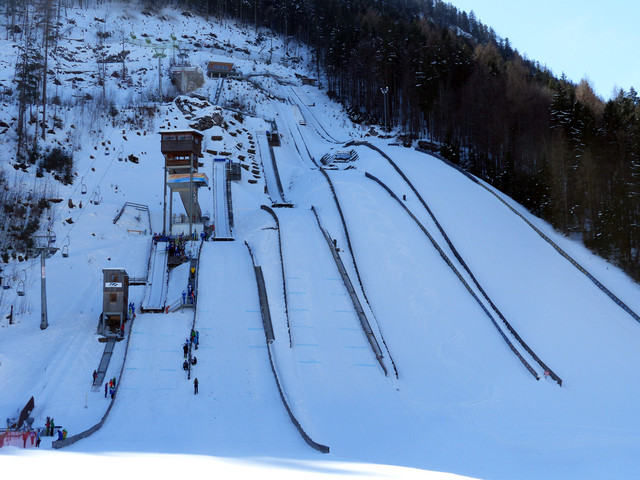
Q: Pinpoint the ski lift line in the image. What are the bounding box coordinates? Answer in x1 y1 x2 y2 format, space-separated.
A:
350 142 559 385
365 172 542 382
54 125 120 224
260 205 292 347
415 146 640 329
53 133 125 250
318 169 399 379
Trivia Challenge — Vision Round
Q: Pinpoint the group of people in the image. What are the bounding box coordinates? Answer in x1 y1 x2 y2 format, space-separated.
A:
104 376 117 399
182 283 196 305
156 233 190 260
190 329 199 348
42 417 66 441
182 329 200 395
182 356 197 370
182 329 200 359
44 417 56 436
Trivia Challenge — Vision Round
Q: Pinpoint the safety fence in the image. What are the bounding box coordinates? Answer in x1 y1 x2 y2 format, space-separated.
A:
311 207 388 376
260 205 292 346
112 202 152 231
0 430 36 448
245 241 329 453
185 242 204 380
365 172 540 381
317 169 399 378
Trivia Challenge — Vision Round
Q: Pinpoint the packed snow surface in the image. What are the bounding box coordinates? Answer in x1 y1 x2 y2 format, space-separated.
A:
1 4 640 480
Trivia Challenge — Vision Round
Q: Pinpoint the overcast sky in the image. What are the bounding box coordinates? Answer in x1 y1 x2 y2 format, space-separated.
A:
446 0 640 100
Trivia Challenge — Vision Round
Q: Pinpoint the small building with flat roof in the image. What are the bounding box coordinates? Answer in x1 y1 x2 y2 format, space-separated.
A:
207 61 235 78
100 268 129 335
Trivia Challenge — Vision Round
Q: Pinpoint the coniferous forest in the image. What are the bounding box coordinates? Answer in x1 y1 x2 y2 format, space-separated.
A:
5 0 640 280
194 0 639 280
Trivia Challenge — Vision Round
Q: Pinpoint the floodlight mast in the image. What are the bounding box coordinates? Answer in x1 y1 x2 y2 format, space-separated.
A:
380 86 389 132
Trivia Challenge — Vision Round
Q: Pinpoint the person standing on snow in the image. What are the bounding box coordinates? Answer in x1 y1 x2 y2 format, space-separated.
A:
92 370 98 385
182 290 186 304
193 377 198 394
104 382 108 398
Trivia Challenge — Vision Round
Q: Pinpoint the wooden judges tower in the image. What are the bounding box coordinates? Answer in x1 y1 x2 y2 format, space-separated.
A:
160 130 208 236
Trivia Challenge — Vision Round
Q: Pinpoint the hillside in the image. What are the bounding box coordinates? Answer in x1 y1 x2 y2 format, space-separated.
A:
2 4 640 480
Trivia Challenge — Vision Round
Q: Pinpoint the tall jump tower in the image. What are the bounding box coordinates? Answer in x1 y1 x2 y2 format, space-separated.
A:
160 129 209 236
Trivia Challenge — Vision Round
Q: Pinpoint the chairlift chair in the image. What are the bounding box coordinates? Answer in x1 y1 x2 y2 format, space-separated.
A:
1 278 9 290
81 183 87 194
61 245 69 258
93 187 102 205
17 281 25 296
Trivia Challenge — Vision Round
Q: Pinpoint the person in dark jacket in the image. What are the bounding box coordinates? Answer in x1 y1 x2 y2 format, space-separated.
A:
104 382 108 398
92 370 98 384
193 378 198 394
